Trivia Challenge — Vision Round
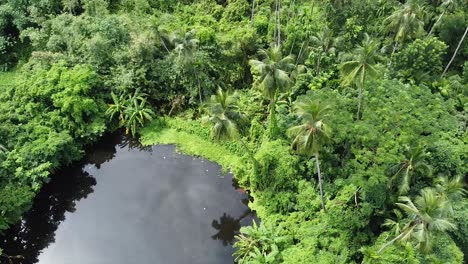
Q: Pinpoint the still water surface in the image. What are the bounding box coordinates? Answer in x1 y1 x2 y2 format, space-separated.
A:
0 134 255 264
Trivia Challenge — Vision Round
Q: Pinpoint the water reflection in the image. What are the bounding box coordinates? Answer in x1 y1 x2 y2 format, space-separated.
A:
0 133 255 264
211 209 253 246
0 166 98 263
0 133 118 263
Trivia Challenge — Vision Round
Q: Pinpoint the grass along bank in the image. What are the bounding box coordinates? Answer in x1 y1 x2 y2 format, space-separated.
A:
140 117 253 188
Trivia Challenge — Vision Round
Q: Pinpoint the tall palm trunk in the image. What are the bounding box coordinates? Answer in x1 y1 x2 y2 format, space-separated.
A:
391 41 399 57
357 72 366 120
157 31 170 54
286 0 296 28
277 0 282 46
268 99 278 138
376 229 409 254
357 84 363 120
442 25 468 77
250 0 256 26
196 74 202 105
239 137 259 180
316 55 321 75
427 11 445 38
295 40 309 67
315 154 326 211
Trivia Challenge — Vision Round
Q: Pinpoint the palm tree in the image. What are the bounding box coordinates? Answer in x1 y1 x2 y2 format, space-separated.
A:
172 29 199 67
377 188 456 254
384 0 426 55
309 26 339 75
339 33 380 119
426 0 460 38
387 145 432 194
205 88 259 178
249 46 295 137
166 29 202 104
287 96 331 210
442 25 468 77
434 175 466 214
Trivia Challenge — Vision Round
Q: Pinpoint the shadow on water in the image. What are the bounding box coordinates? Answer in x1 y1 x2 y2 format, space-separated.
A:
0 132 121 263
211 178 257 247
0 131 256 264
211 209 253 246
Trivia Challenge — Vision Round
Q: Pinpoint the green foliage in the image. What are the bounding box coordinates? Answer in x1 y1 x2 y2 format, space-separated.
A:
0 0 467 262
384 0 426 45
340 33 381 118
254 140 299 193
437 11 467 71
140 117 253 187
106 89 155 136
0 60 107 234
450 202 468 259
0 183 34 231
391 37 448 83
233 220 289 264
204 88 244 141
249 46 295 137
387 145 432 195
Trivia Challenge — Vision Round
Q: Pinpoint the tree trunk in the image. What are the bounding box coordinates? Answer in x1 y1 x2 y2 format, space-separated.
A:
250 0 256 26
315 154 326 211
295 40 309 67
286 0 296 28
391 42 398 57
268 98 278 138
442 25 468 77
316 55 321 75
357 84 363 120
376 230 408 254
277 0 281 46
273 0 277 43
239 137 259 180
289 34 296 55
196 74 202 105
427 11 445 39
357 71 366 120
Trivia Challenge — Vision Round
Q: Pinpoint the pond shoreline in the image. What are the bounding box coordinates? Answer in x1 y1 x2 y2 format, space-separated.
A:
0 132 256 264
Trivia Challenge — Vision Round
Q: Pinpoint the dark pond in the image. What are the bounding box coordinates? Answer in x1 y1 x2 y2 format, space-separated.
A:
0 133 256 264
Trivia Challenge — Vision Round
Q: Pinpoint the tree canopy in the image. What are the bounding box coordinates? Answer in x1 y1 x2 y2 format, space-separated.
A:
0 0 466 263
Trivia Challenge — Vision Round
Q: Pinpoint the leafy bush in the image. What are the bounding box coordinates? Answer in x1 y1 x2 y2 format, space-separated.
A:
391 37 447 84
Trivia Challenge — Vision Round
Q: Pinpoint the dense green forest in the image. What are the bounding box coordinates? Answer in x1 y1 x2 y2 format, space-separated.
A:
0 0 467 263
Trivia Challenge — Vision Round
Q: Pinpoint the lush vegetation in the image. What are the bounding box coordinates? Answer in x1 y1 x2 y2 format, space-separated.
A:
0 0 467 263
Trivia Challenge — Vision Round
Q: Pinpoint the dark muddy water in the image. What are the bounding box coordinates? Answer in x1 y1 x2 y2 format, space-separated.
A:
0 134 255 264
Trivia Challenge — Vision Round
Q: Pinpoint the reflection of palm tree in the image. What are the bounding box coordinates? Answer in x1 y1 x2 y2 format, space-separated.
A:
119 132 153 152
0 146 109 262
211 210 254 246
